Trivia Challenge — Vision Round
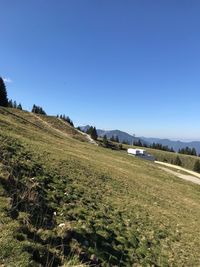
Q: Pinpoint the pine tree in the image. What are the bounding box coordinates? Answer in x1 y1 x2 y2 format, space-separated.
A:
17 103 22 110
193 160 200 173
174 156 182 166
115 136 119 143
32 104 46 115
91 127 98 140
0 77 8 107
191 148 197 156
13 101 17 108
87 126 98 140
103 135 108 146
110 135 115 142
32 104 36 113
8 99 13 108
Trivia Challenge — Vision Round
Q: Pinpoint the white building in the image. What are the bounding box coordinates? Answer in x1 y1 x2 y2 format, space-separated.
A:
127 148 155 161
127 148 147 155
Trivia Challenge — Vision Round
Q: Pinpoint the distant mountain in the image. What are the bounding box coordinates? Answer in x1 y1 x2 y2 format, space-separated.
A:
79 126 147 145
96 129 146 144
141 137 200 154
79 125 91 132
79 125 200 154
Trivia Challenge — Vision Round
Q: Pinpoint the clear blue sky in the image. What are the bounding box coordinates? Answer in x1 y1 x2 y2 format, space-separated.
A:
1 0 200 140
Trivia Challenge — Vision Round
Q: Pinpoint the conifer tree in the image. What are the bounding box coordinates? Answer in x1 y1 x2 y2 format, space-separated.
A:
13 101 17 108
110 135 115 142
191 148 197 156
103 134 108 146
193 160 200 173
32 104 46 115
87 126 98 140
91 127 98 140
17 103 22 110
115 136 119 143
174 156 182 166
0 77 8 107
8 99 13 108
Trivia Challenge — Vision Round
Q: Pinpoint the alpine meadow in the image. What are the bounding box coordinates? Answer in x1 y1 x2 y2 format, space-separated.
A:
2 1 200 266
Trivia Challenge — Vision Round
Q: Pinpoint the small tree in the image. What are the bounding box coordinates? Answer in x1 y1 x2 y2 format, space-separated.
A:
191 148 197 156
110 135 115 142
118 143 123 150
193 160 200 173
115 136 119 143
8 99 13 108
174 156 182 166
91 127 98 140
17 103 22 110
103 134 108 147
87 126 98 140
0 77 8 107
13 100 17 109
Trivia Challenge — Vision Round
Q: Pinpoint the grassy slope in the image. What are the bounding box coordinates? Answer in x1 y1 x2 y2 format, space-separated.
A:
123 143 199 171
0 108 200 266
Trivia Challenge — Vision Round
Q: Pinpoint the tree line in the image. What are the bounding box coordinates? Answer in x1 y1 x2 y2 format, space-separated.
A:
178 147 197 156
57 114 74 127
0 77 74 127
32 104 46 115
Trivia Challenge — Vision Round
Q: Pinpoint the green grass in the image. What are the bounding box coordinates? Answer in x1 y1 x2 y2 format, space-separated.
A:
1 107 200 266
123 143 199 171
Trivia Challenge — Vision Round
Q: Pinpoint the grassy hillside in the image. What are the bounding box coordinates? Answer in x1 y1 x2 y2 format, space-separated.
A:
1 108 200 266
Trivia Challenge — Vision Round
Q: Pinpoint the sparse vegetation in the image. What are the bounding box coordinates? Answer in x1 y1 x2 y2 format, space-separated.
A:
1 107 200 266
59 114 74 127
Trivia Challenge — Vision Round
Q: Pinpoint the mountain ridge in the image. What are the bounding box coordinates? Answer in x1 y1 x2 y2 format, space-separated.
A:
80 125 200 153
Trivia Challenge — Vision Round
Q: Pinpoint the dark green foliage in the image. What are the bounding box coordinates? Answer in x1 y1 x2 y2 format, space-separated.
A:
103 134 108 147
110 135 121 144
8 99 13 107
13 100 17 109
178 147 197 156
115 135 119 143
174 155 182 166
130 139 175 153
7 99 23 110
122 140 130 145
32 104 46 115
150 142 175 153
0 77 8 107
118 143 123 150
110 135 115 142
193 160 200 173
17 103 22 110
59 114 74 127
134 139 143 147
87 126 98 140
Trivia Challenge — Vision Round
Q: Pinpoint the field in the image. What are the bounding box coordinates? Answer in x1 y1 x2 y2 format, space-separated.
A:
1 107 200 266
